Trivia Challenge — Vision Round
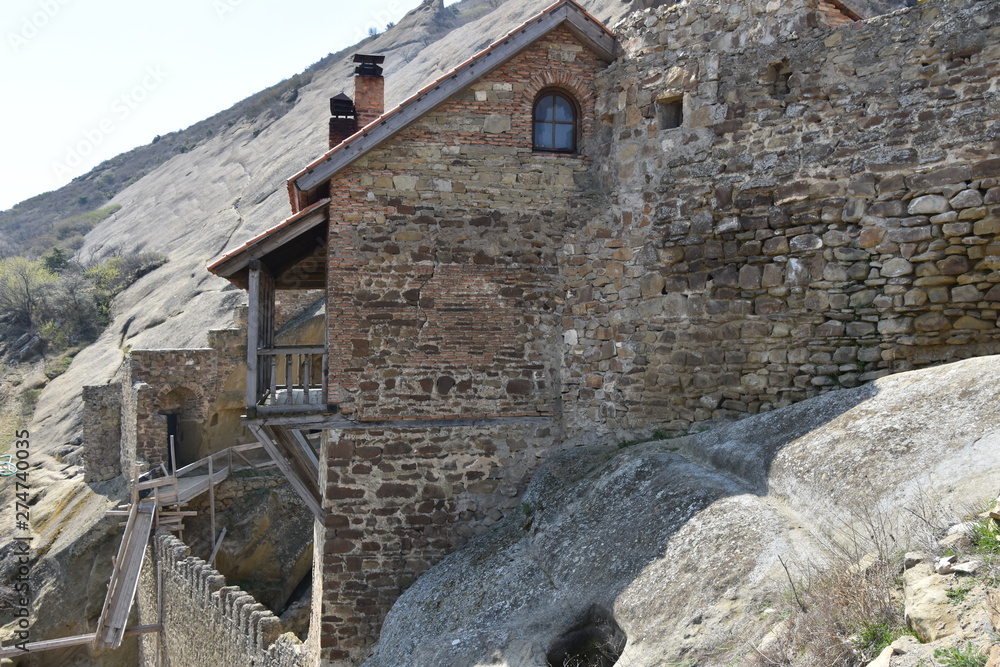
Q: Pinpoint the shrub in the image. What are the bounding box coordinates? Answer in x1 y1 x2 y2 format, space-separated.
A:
0 256 55 327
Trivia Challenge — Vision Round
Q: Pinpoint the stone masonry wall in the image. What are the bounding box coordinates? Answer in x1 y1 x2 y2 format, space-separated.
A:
137 532 309 667
81 384 122 482
560 0 1000 438
122 326 249 470
315 421 556 663
325 26 608 421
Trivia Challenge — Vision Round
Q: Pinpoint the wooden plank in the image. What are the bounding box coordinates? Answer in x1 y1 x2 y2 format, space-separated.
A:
208 457 215 557
208 526 227 567
291 430 320 474
0 625 160 658
231 442 265 453
94 501 157 650
135 477 179 491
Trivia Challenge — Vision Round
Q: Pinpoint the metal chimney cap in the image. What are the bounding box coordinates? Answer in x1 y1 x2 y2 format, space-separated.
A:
330 93 355 117
353 54 385 76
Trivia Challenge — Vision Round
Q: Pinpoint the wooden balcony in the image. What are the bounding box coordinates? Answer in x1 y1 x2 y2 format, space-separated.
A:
247 345 332 415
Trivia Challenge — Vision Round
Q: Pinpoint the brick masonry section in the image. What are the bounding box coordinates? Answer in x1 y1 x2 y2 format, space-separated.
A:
325 26 607 422
309 1 1000 663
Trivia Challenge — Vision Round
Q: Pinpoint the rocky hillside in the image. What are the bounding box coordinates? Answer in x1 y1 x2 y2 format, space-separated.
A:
367 356 1000 666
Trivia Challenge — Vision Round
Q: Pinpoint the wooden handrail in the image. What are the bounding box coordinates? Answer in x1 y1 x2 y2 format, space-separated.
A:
258 345 325 355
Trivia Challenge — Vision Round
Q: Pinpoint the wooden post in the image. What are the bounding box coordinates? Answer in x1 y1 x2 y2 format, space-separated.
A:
132 463 140 506
247 261 261 415
168 435 177 477
208 456 216 558
303 354 311 404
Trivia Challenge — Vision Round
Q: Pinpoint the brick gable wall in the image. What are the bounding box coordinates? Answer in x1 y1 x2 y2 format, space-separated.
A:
316 26 608 664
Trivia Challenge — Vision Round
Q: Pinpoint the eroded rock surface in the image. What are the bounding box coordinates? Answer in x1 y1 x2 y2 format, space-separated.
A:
366 357 1000 666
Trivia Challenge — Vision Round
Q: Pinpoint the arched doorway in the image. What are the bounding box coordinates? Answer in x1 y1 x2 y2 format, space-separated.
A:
159 387 203 470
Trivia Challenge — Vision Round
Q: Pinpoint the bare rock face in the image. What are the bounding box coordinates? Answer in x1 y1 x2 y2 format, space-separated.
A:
365 356 1000 666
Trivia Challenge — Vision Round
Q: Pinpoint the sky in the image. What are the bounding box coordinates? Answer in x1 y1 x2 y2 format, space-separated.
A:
0 0 444 212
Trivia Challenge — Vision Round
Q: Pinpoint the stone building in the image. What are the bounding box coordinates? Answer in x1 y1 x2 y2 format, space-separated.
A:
138 0 1000 663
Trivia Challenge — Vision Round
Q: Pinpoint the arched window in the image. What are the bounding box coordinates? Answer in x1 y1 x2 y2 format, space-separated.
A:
533 91 577 153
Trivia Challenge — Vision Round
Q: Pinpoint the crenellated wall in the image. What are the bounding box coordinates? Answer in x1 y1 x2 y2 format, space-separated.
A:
137 532 310 667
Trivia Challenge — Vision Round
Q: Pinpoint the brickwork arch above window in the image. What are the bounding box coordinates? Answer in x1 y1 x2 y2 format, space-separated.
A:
522 71 595 154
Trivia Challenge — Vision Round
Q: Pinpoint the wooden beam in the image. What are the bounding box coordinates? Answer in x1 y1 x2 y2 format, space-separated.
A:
0 625 160 658
209 526 227 567
247 424 322 520
246 262 261 413
247 414 554 431
209 204 328 279
208 456 216 559
291 430 319 473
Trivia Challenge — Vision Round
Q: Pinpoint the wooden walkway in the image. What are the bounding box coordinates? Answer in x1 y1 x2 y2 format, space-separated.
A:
1 442 275 657
90 443 264 652
93 499 157 650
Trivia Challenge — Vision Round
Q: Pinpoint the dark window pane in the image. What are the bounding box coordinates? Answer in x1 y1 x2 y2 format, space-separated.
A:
554 123 574 150
554 96 573 122
534 122 553 149
535 96 555 122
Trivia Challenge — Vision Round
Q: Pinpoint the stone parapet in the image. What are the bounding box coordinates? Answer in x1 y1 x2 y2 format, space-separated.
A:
137 532 310 667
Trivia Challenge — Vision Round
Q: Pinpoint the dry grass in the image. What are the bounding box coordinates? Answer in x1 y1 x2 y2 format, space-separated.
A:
749 496 912 667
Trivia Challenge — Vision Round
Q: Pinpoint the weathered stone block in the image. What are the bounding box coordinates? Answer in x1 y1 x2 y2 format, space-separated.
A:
950 189 984 209
908 195 951 215
881 258 913 277
914 312 950 332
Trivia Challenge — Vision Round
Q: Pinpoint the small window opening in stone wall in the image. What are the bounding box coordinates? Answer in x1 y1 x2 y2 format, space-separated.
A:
769 60 792 98
533 89 579 153
546 605 626 667
657 95 684 130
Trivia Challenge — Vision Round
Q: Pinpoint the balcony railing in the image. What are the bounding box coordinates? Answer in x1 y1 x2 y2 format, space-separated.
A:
248 345 330 414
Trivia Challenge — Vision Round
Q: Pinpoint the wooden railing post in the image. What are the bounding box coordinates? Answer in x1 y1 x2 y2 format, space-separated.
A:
246 261 261 416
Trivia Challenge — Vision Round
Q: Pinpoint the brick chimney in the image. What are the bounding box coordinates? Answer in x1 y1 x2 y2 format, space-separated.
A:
353 54 385 129
329 93 356 148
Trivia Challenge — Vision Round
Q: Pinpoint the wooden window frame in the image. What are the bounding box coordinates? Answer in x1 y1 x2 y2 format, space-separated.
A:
532 90 579 154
